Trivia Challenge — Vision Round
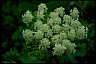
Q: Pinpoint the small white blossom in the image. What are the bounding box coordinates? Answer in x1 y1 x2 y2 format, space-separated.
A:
63 14 72 24
34 30 44 40
44 29 53 38
75 26 86 39
37 10 44 20
38 3 48 13
70 19 81 30
34 20 43 30
59 32 67 40
22 29 33 42
53 17 61 25
70 7 79 20
39 38 50 50
54 7 65 17
22 10 33 24
62 39 76 53
39 24 50 33
67 29 75 41
47 18 54 27
50 12 59 18
52 25 62 33
52 44 67 56
62 23 71 33
51 35 62 44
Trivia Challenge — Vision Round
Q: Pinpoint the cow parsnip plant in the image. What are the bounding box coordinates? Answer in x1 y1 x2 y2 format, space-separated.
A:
22 3 88 56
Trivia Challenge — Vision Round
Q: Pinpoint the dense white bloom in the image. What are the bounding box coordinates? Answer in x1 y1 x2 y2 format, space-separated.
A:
66 43 76 54
44 29 53 38
22 29 33 42
36 10 44 20
54 7 65 17
34 20 43 30
50 12 59 18
51 35 62 44
67 29 75 41
39 38 50 50
22 4 88 56
47 18 54 27
70 19 81 30
62 23 71 33
52 44 67 56
62 39 76 53
38 3 48 13
63 14 72 24
47 17 61 26
39 24 50 33
52 25 62 33
59 32 67 40
34 30 44 40
70 7 79 20
75 26 86 39
53 17 61 25
22 10 33 24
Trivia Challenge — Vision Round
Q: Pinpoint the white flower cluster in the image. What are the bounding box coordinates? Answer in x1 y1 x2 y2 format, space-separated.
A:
22 29 33 42
39 38 50 50
54 7 65 17
37 3 48 20
22 10 34 24
22 3 88 56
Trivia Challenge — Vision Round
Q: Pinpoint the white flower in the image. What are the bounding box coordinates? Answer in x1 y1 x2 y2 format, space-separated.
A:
51 35 62 44
67 29 75 41
38 3 48 13
54 7 65 17
70 7 79 20
47 18 54 27
22 29 33 42
59 32 67 40
34 30 44 40
70 19 81 30
22 10 33 24
39 38 50 50
53 17 61 25
47 17 61 26
52 44 67 56
62 23 71 33
39 24 50 33
63 14 72 24
50 12 59 18
75 25 86 39
34 20 43 30
52 24 62 33
62 39 76 53
66 43 76 54
36 10 44 20
44 29 53 38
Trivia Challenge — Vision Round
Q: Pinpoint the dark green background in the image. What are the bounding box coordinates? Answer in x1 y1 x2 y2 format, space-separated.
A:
2 0 95 63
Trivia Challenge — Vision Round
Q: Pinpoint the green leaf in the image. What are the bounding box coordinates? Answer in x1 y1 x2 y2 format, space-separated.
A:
68 54 77 63
20 56 37 63
75 50 86 57
2 61 11 63
89 30 94 37
20 56 45 63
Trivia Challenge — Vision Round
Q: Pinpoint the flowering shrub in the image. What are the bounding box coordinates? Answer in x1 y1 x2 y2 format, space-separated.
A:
22 3 88 56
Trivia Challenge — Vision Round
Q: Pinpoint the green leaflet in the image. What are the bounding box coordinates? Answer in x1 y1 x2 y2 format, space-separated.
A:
68 54 78 63
20 56 45 63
